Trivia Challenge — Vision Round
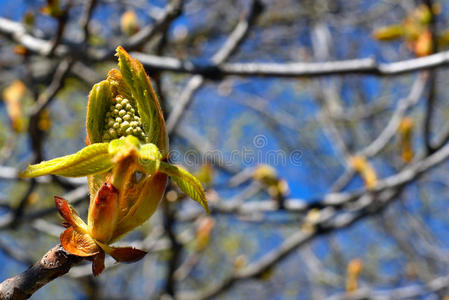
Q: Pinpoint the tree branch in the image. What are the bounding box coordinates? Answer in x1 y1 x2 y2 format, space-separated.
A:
0 245 82 300
132 50 449 78
5 15 449 79
177 140 449 299
165 0 264 134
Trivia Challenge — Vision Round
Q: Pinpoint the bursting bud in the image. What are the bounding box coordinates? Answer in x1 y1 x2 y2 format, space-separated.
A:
20 47 208 275
349 156 377 189
120 10 139 36
398 117 414 163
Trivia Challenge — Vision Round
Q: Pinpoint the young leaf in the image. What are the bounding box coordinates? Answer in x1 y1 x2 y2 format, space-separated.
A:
92 251 106 276
159 162 209 213
107 69 133 103
88 183 119 243
112 173 168 240
115 46 169 155
60 227 100 257
86 80 113 144
20 143 112 178
96 241 147 263
137 143 162 175
55 196 88 233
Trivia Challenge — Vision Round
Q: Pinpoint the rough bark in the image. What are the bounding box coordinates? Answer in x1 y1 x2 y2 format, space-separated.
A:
0 245 82 300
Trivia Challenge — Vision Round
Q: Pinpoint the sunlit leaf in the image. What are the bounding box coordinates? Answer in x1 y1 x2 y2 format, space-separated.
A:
86 80 113 144
60 227 100 257
20 143 112 178
112 172 168 240
159 162 209 213
55 196 87 233
116 46 169 155
88 183 119 243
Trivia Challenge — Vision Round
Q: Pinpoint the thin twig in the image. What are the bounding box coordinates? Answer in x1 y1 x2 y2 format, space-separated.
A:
165 0 264 134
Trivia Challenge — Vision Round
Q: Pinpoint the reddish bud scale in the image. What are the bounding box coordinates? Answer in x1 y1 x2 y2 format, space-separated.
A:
88 183 119 243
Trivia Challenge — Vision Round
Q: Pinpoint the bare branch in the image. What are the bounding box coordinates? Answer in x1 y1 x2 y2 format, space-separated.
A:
178 140 449 299
166 0 264 134
123 0 183 52
132 50 449 78
0 245 82 300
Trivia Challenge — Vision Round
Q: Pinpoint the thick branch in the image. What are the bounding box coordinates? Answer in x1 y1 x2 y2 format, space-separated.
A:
4 15 449 78
0 245 82 300
132 50 449 78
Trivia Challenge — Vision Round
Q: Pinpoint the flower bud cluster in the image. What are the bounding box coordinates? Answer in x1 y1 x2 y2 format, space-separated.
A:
102 95 145 141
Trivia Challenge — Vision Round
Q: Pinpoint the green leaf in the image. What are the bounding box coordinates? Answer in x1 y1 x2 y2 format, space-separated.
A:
112 172 168 240
107 69 133 103
138 143 162 161
115 46 169 156
159 162 209 213
137 143 162 174
86 80 113 144
108 135 140 156
20 143 112 178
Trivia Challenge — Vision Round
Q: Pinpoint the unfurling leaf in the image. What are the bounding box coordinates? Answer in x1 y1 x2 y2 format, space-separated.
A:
20 143 111 178
60 227 100 257
88 183 119 243
350 156 377 189
86 80 113 144
159 161 209 213
116 46 168 154
55 196 87 233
